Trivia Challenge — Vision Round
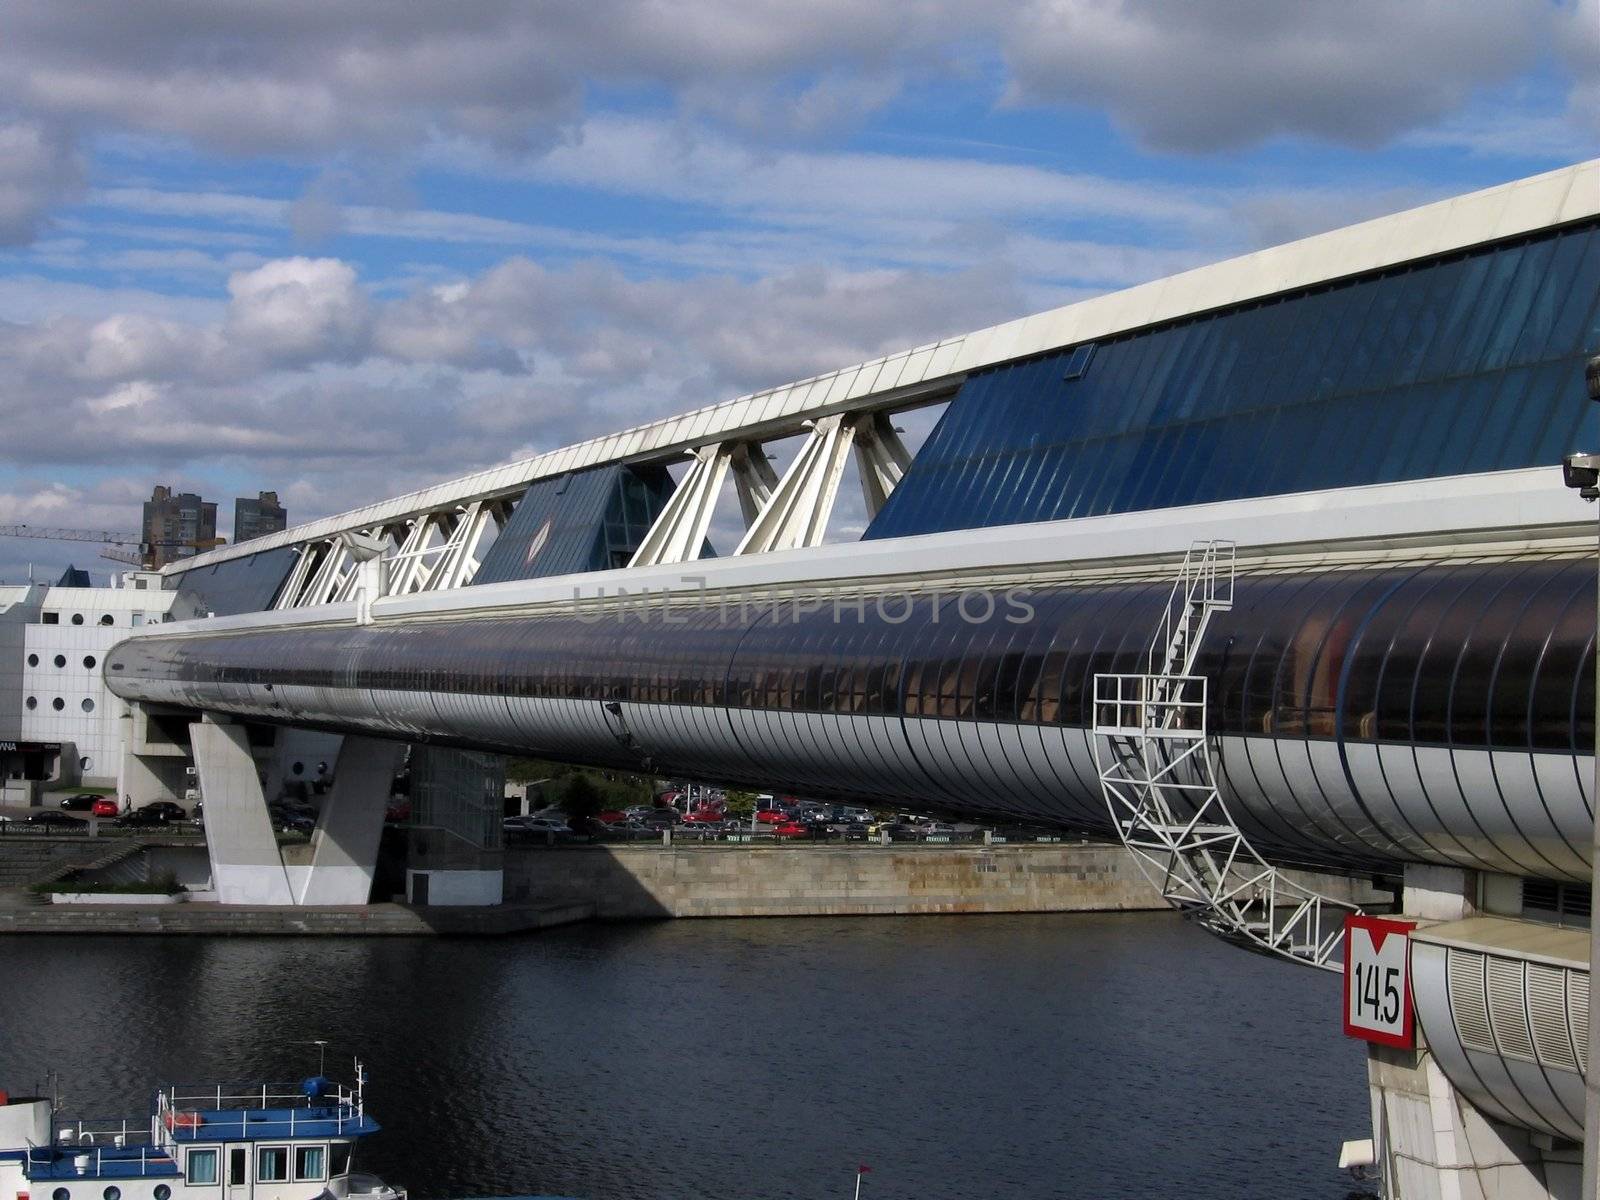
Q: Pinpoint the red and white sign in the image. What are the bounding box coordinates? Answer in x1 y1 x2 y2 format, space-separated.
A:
1343 914 1417 1048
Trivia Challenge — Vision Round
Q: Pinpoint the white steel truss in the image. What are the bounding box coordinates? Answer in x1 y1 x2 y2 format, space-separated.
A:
273 410 914 599
852 412 913 518
628 445 732 568
271 501 509 609
734 414 857 555
1091 540 1361 971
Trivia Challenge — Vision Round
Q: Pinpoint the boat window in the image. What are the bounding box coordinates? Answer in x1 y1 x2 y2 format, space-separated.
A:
330 1142 352 1176
229 1147 247 1186
51 1189 69 1200
185 1147 219 1185
102 1188 121 1200
295 1145 327 1181
257 1146 289 1183
154 1188 171 1200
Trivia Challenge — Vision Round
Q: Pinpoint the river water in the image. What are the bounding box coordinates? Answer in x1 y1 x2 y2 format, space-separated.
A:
0 913 1369 1199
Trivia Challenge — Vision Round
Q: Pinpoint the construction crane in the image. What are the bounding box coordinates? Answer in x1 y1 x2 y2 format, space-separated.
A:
0 524 224 569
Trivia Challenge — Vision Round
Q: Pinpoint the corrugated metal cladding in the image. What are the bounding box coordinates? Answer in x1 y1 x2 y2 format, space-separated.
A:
472 462 677 585
866 219 1600 539
169 546 298 615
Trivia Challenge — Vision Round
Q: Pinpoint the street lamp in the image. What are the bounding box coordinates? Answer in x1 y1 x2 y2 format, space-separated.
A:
1564 352 1600 1200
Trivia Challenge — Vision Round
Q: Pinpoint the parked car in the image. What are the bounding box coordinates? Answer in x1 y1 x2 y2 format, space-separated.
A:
755 808 788 824
683 808 726 824
595 809 628 825
504 815 575 841
115 809 166 829
28 811 84 829
137 801 189 824
772 820 811 838
59 793 104 812
89 798 119 818
631 808 681 828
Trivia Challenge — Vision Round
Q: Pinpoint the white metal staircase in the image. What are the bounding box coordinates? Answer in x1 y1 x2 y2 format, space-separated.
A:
1091 541 1359 971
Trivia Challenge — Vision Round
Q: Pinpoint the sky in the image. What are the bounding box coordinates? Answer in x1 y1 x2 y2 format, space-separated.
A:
0 0 1595 583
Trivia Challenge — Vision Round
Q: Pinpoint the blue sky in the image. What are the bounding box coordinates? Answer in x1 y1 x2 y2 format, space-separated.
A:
0 0 1594 581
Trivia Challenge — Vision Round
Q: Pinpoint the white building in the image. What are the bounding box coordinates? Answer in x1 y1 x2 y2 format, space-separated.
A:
7 572 203 788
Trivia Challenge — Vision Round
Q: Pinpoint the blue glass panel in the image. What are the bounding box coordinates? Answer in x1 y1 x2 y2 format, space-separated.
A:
170 547 298 616
864 218 1600 541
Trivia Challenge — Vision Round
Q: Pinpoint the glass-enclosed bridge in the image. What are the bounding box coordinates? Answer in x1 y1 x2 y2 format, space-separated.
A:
106 161 1600 1194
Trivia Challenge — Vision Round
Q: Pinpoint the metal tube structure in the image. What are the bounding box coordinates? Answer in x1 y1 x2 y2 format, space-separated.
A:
1587 521 1599 1199
1574 353 1600 1199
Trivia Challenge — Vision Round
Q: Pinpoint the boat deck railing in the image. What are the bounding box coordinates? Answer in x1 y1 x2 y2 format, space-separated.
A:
23 1143 180 1181
155 1081 372 1142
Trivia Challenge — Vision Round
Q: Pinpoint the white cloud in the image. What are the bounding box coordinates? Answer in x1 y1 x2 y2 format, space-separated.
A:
224 257 371 365
0 0 1580 248
1002 0 1552 152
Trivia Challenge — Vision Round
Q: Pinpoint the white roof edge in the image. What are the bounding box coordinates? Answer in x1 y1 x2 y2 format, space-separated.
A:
169 160 1600 575
145 466 1589 638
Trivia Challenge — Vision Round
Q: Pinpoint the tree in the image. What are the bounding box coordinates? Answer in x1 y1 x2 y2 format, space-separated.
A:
561 774 603 824
724 790 758 818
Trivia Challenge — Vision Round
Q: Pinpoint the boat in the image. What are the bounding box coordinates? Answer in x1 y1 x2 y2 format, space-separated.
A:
0 1063 404 1200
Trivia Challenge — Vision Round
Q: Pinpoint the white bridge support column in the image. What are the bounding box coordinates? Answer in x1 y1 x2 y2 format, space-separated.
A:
291 736 402 905
190 714 294 905
1368 1042 1565 1200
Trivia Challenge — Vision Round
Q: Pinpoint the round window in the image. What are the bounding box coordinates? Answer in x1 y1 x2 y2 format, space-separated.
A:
52 654 65 668
81 698 94 713
53 1188 69 1200
292 761 305 776
98 614 113 625
79 756 91 772
154 1188 171 1200
70 613 83 625
26 653 37 667
83 655 96 669
103 1187 121 1200
51 697 64 712
25 697 36 710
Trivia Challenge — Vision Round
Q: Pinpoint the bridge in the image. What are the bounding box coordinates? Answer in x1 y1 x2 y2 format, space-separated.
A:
106 159 1600 1196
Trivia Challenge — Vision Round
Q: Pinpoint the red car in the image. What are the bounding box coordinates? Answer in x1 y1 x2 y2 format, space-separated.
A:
755 809 789 824
90 798 119 818
683 807 725 824
595 809 628 825
772 821 810 838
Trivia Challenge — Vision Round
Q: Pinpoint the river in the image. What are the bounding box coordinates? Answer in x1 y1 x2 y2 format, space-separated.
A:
0 912 1369 1199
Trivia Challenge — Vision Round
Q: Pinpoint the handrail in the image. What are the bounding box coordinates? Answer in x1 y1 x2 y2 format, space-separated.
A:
1093 539 1361 972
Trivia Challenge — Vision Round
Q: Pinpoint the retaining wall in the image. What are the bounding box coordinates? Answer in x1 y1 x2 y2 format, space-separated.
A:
502 841 1169 919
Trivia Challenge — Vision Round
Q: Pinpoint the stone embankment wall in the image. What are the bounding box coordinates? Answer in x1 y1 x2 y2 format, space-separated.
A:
503 842 1167 920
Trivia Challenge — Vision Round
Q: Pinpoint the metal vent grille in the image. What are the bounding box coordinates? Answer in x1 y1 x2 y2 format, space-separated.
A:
1486 956 1537 1061
1571 971 1590 1072
1448 948 1494 1054
1527 963 1579 1072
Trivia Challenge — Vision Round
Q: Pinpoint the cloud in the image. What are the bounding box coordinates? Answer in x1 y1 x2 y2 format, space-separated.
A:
224 258 371 365
0 117 83 243
0 1 1580 250
0 250 1028 539
1002 0 1551 152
